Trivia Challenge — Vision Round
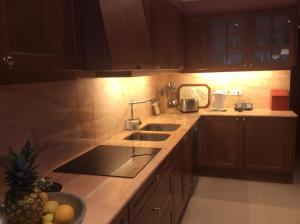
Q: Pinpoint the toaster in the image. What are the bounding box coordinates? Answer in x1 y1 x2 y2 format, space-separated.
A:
179 99 199 113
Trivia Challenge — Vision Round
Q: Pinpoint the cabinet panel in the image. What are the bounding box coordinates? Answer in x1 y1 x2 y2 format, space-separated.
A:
199 116 241 169
150 0 168 69
242 117 296 172
166 3 184 69
132 165 173 224
184 17 208 69
182 132 193 201
184 7 296 71
172 141 184 224
0 0 82 71
251 8 296 67
208 14 248 68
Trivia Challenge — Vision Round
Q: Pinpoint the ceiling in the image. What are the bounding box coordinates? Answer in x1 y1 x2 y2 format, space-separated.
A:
169 0 297 15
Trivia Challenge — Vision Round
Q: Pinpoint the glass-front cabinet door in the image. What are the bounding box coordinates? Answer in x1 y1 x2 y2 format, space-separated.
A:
252 9 296 67
209 14 247 68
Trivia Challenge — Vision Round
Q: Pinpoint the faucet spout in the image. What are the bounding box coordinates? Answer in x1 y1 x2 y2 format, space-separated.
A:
125 99 155 130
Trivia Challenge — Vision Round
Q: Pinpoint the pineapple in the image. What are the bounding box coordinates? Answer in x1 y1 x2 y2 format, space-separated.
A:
4 141 44 224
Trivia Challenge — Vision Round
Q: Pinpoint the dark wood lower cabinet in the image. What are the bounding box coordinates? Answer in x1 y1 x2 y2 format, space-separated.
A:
242 117 296 182
173 127 197 224
198 116 297 183
199 116 241 169
112 123 197 224
172 141 184 224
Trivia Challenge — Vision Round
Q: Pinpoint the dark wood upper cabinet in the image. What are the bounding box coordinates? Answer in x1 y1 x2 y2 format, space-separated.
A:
184 7 297 71
0 0 83 72
142 0 184 69
208 13 250 68
166 3 184 69
251 8 296 68
143 0 168 69
184 16 208 69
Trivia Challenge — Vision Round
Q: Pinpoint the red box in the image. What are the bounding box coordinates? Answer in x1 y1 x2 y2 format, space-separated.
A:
271 89 289 111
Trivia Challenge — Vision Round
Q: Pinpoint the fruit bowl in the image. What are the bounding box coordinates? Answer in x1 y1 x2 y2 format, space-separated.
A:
48 192 86 224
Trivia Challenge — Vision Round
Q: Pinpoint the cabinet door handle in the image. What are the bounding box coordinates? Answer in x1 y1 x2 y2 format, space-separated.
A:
152 207 161 212
2 56 15 68
236 118 239 122
154 174 160 182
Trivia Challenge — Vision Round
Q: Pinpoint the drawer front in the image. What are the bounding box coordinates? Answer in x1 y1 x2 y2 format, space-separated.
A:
131 160 173 224
158 196 174 224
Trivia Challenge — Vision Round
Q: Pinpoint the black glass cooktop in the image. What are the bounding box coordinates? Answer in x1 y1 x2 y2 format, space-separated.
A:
54 145 160 178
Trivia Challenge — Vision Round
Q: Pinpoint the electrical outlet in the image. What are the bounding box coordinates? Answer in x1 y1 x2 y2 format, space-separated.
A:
216 89 228 95
230 89 242 96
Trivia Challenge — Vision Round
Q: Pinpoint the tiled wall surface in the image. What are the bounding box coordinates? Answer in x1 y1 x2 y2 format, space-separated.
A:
168 70 291 109
0 70 290 200
0 75 167 199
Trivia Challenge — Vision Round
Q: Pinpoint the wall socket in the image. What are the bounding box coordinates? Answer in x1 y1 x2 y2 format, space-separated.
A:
230 89 242 96
216 89 228 95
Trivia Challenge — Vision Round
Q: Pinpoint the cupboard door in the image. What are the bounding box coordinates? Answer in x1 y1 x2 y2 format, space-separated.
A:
242 117 296 173
0 0 82 71
151 0 168 69
199 116 241 169
252 9 296 68
182 132 193 201
184 17 209 69
166 3 184 69
209 14 248 68
172 141 184 224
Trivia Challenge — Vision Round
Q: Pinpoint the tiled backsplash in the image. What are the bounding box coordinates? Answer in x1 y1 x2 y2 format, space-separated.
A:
0 70 291 199
0 75 167 167
167 70 290 109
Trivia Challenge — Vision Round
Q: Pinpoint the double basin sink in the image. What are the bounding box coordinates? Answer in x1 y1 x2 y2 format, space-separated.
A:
55 123 180 178
124 123 180 141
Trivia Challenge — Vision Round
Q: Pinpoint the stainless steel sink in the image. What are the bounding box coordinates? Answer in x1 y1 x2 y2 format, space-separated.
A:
124 132 170 141
55 145 160 178
140 123 180 131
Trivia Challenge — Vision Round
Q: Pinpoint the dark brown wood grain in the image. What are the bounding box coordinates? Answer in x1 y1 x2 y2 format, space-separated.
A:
199 116 241 169
0 0 83 72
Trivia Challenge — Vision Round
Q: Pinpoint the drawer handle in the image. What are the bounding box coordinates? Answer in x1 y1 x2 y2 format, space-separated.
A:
152 207 161 212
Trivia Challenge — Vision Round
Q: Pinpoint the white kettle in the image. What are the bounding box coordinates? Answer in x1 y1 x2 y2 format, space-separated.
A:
212 90 226 111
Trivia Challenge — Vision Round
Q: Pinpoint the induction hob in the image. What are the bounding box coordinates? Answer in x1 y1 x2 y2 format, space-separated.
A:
54 145 160 178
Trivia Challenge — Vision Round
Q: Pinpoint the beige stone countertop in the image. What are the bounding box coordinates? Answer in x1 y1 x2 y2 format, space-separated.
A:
47 112 200 224
196 108 298 118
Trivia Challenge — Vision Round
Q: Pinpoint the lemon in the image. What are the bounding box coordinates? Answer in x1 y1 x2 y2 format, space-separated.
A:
43 213 54 223
40 192 49 204
54 204 75 224
44 200 59 214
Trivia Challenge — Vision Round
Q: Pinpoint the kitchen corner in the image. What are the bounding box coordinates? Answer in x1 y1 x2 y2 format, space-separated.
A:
1 1 300 223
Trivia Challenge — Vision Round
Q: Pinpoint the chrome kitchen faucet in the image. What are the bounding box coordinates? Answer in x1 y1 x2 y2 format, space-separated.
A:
125 99 155 131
